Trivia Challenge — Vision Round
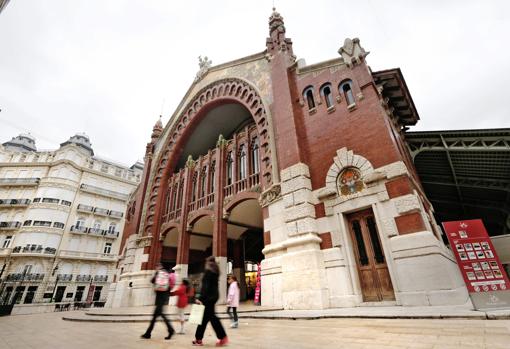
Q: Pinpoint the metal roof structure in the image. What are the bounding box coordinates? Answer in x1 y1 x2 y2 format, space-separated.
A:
406 128 510 237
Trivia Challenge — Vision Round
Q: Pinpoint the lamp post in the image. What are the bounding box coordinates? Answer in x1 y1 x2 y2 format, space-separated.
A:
50 265 59 303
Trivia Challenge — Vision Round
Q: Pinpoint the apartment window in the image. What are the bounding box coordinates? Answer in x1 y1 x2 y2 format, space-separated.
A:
320 83 334 108
33 221 52 227
103 243 112 254
108 223 116 234
303 86 316 110
93 221 102 231
76 218 85 228
42 198 59 204
339 80 355 106
61 200 71 206
2 235 12 248
238 144 247 180
23 220 32 226
53 222 65 229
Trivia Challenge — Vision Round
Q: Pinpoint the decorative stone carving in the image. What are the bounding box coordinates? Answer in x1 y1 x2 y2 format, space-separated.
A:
185 155 195 168
338 38 369 68
324 147 374 198
259 184 282 207
393 194 421 214
195 55 212 82
337 167 364 196
216 134 228 148
135 236 152 248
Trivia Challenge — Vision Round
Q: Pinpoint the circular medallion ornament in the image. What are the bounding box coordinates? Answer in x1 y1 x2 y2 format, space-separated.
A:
337 167 364 196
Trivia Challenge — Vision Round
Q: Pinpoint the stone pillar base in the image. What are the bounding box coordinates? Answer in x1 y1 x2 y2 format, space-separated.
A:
216 256 228 305
108 271 156 308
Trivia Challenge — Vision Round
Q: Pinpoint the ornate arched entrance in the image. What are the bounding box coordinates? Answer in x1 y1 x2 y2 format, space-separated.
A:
141 79 276 295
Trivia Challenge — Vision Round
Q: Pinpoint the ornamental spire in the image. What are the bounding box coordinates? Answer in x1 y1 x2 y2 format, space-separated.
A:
266 8 294 57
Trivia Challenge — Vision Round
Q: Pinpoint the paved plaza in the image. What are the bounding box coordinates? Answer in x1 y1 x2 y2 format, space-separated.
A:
1 310 510 349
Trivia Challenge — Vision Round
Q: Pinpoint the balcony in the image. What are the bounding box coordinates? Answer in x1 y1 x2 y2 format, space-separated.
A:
108 210 124 219
41 197 60 204
88 227 105 237
11 245 56 256
0 178 40 187
77 204 94 213
80 184 129 201
75 274 92 282
0 221 21 230
104 230 119 239
57 274 73 282
5 273 45 282
0 199 31 207
93 207 109 216
59 250 117 262
70 225 88 234
93 275 108 282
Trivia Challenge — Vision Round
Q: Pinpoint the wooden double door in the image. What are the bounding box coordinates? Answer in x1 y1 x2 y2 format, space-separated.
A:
347 209 395 302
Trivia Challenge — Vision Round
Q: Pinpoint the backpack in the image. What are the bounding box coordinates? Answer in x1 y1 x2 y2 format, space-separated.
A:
154 270 175 292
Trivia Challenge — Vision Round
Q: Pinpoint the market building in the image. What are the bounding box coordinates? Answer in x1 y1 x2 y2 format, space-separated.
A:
108 9 471 309
0 133 142 313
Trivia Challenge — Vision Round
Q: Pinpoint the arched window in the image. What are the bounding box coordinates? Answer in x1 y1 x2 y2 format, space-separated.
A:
177 179 184 208
171 183 178 211
251 137 260 174
303 86 316 110
320 83 334 108
200 166 207 197
226 152 233 185
238 144 247 180
210 161 216 192
339 80 355 106
191 172 198 201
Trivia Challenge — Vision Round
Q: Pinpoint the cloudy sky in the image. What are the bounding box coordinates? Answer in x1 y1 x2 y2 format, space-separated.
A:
1 0 509 166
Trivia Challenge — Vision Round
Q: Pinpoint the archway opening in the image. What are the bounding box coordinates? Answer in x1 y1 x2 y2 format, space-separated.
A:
226 199 264 301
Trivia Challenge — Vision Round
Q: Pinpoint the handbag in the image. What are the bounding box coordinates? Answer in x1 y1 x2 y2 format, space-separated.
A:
188 304 205 325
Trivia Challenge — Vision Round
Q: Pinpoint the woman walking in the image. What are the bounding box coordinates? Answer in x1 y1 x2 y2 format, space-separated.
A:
192 256 228 347
170 278 190 334
226 275 240 328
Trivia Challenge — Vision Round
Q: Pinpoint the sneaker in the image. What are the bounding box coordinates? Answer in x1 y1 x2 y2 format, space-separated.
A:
192 339 204 346
216 336 229 347
230 321 238 328
178 329 186 334
140 333 151 339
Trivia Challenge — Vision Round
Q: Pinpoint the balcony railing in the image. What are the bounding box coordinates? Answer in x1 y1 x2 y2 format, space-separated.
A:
75 274 92 282
57 274 73 282
80 184 129 201
59 250 116 261
77 204 94 213
70 225 88 233
93 275 108 282
108 210 123 218
11 245 56 255
0 221 21 230
104 230 119 239
88 227 105 236
0 199 31 207
93 207 109 216
5 273 45 282
0 178 40 186
41 197 60 204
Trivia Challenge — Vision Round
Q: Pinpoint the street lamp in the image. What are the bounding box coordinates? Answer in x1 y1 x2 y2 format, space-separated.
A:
50 265 59 303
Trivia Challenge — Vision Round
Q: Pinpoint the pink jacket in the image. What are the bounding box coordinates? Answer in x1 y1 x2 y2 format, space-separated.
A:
227 281 240 307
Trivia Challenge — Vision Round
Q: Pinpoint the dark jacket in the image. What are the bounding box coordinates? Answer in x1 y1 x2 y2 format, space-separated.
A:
198 270 219 306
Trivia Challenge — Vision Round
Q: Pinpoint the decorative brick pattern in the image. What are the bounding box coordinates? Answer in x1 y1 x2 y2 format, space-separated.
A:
385 176 413 199
315 203 326 218
319 232 333 249
394 212 426 235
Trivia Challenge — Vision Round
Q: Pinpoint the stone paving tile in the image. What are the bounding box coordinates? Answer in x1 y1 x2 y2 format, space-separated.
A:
1 311 510 348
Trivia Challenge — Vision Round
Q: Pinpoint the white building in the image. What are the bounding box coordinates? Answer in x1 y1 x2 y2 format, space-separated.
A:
0 133 142 311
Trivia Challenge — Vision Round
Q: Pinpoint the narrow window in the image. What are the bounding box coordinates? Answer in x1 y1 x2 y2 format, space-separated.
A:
210 161 216 192
303 86 315 110
177 180 184 208
238 145 247 180
251 138 260 174
3 235 12 248
103 243 112 254
226 152 233 185
108 223 116 234
191 172 198 201
320 83 334 108
200 166 207 197
171 183 178 211
340 80 355 106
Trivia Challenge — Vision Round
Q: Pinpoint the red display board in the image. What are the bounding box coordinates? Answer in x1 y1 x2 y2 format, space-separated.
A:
86 285 95 305
443 219 510 293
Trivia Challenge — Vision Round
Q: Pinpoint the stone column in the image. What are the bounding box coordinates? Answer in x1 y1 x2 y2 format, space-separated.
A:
280 163 329 309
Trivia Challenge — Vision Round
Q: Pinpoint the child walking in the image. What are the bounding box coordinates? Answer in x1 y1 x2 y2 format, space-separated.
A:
171 278 190 334
227 275 240 328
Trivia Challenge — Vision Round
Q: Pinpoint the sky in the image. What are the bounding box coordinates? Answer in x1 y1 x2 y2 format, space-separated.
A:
0 0 509 166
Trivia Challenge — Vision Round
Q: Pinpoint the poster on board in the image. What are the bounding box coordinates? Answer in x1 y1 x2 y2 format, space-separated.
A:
443 219 510 310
